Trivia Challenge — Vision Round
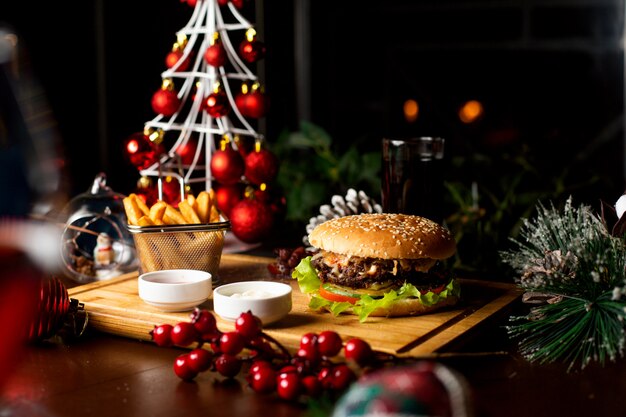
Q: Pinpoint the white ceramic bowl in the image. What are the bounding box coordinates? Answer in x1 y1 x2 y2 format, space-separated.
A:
213 281 292 325
138 269 212 312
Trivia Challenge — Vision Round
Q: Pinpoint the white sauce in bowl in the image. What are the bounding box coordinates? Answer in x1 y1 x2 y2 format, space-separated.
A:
229 290 274 299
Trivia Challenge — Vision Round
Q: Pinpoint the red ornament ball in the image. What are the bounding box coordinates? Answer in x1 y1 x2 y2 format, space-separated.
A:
165 50 190 71
215 184 243 217
124 132 164 170
210 147 245 185
151 88 180 116
239 39 266 63
175 140 199 165
28 276 73 342
236 90 267 118
229 199 274 243
204 43 226 67
244 149 279 185
205 91 230 118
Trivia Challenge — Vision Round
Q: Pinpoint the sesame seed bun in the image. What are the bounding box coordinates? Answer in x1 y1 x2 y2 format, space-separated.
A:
308 213 456 260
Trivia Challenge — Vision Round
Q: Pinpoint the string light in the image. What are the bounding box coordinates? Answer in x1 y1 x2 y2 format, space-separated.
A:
403 99 419 123
459 100 484 123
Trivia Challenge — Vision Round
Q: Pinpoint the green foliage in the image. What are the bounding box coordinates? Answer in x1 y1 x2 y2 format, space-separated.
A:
500 198 626 371
273 121 381 224
444 144 604 276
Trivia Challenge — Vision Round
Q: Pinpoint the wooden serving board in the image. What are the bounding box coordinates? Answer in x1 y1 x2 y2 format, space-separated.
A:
68 253 522 356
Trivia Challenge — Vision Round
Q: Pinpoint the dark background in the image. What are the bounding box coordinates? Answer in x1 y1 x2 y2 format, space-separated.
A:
1 0 624 218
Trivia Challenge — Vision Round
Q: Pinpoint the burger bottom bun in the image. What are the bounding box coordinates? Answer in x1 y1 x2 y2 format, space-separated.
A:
310 293 460 318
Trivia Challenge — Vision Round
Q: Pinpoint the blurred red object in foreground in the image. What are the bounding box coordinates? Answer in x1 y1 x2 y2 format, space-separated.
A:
0 246 41 390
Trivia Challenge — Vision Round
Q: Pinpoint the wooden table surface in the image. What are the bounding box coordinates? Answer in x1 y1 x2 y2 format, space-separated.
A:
1 254 626 416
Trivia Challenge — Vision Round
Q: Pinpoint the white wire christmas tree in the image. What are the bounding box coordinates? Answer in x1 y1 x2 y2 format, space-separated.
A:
132 0 271 202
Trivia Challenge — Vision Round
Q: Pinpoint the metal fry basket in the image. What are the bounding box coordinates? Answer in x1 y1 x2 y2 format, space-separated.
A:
128 220 230 280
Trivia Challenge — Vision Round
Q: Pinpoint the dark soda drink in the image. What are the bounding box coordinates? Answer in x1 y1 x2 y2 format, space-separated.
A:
381 137 444 223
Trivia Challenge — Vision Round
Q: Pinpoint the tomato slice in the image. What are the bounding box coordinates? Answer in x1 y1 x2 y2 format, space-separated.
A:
318 286 360 304
430 284 446 294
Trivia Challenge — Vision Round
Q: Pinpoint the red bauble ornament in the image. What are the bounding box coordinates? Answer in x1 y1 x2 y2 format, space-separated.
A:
151 87 181 116
229 199 274 243
210 147 245 185
239 39 266 63
28 276 77 342
182 0 197 6
205 91 230 118
244 149 279 185
165 50 190 71
254 185 287 225
236 90 267 118
217 0 229 5
124 132 164 170
231 0 245 9
161 176 184 207
175 140 199 165
204 42 227 67
215 184 243 217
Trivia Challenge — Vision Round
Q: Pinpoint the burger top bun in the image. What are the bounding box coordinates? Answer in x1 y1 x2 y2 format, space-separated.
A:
308 213 456 260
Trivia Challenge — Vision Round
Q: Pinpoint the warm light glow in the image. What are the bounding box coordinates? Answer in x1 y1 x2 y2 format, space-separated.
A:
126 139 139 154
403 99 419 123
459 100 484 123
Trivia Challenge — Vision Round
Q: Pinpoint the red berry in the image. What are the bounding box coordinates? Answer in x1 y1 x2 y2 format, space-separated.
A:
151 324 173 347
344 338 373 367
277 365 297 379
191 309 218 335
219 331 245 355
296 346 319 363
249 366 277 394
187 348 213 373
317 366 333 389
331 364 356 391
248 335 273 355
276 372 302 401
301 375 322 398
300 332 317 350
317 331 342 357
214 354 241 378
235 311 262 339
174 354 198 380
171 322 199 346
249 360 273 375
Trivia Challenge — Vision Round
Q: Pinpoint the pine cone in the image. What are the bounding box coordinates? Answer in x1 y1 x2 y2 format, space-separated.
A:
303 188 382 246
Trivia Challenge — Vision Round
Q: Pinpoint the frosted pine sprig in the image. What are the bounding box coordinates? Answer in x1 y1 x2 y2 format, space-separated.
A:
500 196 626 371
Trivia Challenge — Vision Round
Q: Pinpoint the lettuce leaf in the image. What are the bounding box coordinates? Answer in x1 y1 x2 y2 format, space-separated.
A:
292 256 461 322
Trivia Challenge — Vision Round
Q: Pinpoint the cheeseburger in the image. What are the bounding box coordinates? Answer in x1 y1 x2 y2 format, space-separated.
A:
292 213 460 321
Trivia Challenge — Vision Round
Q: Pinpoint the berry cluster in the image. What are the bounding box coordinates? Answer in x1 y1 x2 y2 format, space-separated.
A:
150 308 398 402
267 246 312 278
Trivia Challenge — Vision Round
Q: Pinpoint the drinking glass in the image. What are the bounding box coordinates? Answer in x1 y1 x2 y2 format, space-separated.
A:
381 136 445 223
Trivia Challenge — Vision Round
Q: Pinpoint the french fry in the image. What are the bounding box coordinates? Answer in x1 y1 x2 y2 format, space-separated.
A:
123 196 143 226
149 201 167 224
196 191 211 223
209 204 221 223
137 215 155 227
187 194 197 209
130 193 150 217
179 200 201 224
165 204 187 225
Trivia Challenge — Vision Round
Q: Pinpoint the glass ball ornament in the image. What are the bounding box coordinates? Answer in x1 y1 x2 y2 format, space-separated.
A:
60 173 138 283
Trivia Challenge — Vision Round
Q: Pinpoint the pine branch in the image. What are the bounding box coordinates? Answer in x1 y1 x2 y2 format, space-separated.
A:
501 197 626 371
